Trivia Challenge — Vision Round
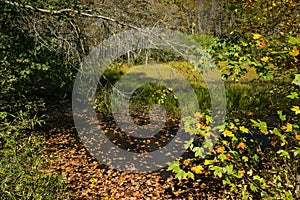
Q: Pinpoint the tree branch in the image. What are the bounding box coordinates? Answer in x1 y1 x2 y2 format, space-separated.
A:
4 0 139 30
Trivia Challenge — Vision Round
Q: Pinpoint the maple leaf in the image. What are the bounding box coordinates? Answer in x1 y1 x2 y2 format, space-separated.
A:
287 92 299 99
239 126 249 133
238 170 245 178
261 56 269 62
252 33 262 39
288 36 300 45
291 106 300 115
283 123 293 132
292 74 300 86
237 142 246 150
222 130 234 137
204 159 214 165
191 165 204 174
216 146 225 153
229 123 237 130
289 46 299 57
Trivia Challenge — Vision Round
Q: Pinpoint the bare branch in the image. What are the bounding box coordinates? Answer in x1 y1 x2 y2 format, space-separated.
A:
4 0 139 30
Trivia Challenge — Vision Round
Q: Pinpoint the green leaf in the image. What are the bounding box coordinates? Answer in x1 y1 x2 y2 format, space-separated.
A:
193 146 205 158
175 169 187 181
211 166 223 178
250 119 268 134
277 149 290 159
253 154 259 162
292 74 300 87
250 183 258 192
247 169 253 177
261 191 268 198
287 92 299 99
205 115 212 125
0 111 7 120
167 160 180 172
292 147 300 157
288 36 300 45
204 159 214 165
203 138 214 149
223 164 233 175
186 171 195 179
277 111 286 122
253 175 264 183
273 128 286 143
184 138 194 150
218 153 227 162
242 156 249 162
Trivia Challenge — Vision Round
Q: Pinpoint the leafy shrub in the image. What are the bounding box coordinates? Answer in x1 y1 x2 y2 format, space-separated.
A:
168 74 300 199
208 32 299 81
0 3 75 198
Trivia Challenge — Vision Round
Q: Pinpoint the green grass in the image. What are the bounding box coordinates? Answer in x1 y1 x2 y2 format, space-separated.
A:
0 111 70 200
95 61 293 122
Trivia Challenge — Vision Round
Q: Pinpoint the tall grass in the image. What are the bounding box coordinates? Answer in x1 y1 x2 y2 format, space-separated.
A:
95 61 292 122
0 111 70 199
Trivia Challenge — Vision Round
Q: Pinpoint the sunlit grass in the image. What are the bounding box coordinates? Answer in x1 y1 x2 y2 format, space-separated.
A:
95 61 293 121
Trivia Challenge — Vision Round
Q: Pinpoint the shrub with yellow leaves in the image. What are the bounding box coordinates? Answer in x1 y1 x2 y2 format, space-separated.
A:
168 75 300 199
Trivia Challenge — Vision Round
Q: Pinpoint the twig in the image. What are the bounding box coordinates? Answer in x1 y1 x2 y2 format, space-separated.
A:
4 0 139 30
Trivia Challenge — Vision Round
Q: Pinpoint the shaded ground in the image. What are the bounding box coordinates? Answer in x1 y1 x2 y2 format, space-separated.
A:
40 100 227 199
38 70 300 199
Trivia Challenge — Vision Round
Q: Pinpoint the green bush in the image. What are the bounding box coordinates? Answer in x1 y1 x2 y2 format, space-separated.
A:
168 74 300 199
0 3 74 198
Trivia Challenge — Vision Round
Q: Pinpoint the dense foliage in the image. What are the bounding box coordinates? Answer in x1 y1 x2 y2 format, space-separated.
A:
0 0 299 199
168 75 300 199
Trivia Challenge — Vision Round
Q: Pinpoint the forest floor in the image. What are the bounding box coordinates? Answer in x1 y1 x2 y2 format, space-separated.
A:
39 100 229 199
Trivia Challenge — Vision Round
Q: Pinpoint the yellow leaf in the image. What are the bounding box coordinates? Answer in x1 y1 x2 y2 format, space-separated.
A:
261 56 269 62
218 61 229 67
191 165 204 174
295 134 300 141
204 159 214 165
222 130 234 137
194 112 204 119
289 46 299 57
252 33 262 39
89 178 98 187
239 126 249 133
291 106 300 115
285 123 293 132
65 167 72 173
238 170 245 178
229 123 237 130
